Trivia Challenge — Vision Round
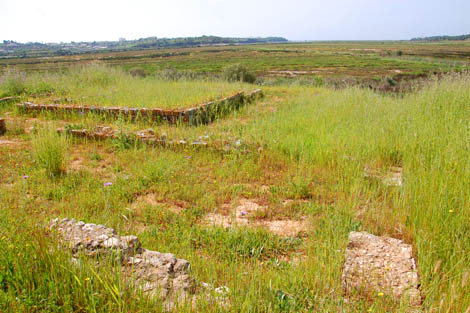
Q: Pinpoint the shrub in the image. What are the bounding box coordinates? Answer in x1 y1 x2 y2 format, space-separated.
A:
397 50 403 56
386 76 397 86
32 128 68 177
312 75 324 87
156 67 199 81
223 63 256 83
128 67 148 78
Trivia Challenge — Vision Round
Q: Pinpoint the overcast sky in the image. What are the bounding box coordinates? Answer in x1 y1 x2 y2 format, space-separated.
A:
1 0 469 43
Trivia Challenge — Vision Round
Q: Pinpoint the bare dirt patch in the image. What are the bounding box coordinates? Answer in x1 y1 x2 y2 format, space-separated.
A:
268 70 333 77
364 166 403 187
67 144 117 181
131 193 186 214
22 117 67 134
260 185 271 193
260 219 309 237
204 198 309 237
69 157 85 171
350 48 380 52
205 198 259 228
0 139 21 146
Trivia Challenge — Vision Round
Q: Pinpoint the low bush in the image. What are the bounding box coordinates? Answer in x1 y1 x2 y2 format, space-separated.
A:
155 67 199 81
128 67 148 77
223 63 256 84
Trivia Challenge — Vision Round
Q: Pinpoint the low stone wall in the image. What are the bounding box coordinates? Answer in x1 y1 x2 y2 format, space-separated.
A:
57 125 261 154
0 96 18 104
17 89 263 125
57 126 208 148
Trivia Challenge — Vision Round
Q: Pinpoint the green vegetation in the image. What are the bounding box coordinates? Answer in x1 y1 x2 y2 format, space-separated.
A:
411 33 470 41
1 43 470 312
2 41 470 82
223 63 257 83
0 71 26 97
31 127 68 177
1 65 252 109
0 36 288 58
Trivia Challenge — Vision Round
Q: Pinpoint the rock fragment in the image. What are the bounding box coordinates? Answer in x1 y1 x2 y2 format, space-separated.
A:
49 218 196 308
342 231 421 306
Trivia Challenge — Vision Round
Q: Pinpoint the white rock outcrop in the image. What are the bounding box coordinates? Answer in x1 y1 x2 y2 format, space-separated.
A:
342 231 421 306
50 218 195 308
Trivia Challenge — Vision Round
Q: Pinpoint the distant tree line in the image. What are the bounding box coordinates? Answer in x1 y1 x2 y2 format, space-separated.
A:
411 34 470 41
128 36 288 49
0 36 288 58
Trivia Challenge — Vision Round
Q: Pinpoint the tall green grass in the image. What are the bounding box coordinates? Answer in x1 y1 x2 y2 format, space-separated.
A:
32 127 68 178
243 74 470 310
0 64 252 109
2 71 470 312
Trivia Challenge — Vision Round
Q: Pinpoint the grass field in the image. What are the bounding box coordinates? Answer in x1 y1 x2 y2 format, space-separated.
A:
1 44 470 312
2 41 470 84
1 65 252 109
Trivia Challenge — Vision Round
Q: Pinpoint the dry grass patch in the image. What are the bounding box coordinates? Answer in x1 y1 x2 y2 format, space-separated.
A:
67 143 117 180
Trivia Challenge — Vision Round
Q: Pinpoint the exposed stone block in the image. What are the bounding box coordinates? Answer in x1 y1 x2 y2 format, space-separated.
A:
50 218 196 308
342 231 421 306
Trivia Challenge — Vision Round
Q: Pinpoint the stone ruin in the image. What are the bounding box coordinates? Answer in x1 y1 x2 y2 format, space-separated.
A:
56 126 207 148
0 96 18 104
17 89 263 125
57 125 261 154
0 119 5 136
342 231 421 306
49 218 227 310
48 223 423 309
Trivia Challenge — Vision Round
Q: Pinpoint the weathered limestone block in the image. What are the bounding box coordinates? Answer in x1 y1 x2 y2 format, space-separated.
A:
0 119 6 136
50 218 196 306
50 218 140 258
124 249 195 302
342 231 421 305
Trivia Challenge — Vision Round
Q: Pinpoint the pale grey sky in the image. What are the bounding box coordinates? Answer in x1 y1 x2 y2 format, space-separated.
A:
1 0 469 43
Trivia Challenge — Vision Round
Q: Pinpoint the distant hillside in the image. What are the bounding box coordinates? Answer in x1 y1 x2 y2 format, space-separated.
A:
129 36 288 49
0 36 288 58
411 34 470 41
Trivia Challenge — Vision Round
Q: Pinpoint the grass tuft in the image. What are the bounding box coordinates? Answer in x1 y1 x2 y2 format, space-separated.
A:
32 127 68 178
